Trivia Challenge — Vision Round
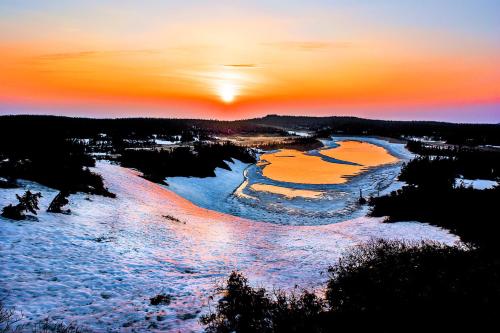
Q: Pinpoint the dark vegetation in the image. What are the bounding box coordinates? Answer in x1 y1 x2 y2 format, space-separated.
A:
201 271 326 333
0 115 283 142
29 320 85 333
120 142 256 183
325 240 499 323
0 301 19 333
162 214 184 224
0 115 276 187
405 140 500 180
2 114 498 146
254 137 323 151
254 115 500 145
0 302 84 333
0 129 113 197
370 142 500 248
47 191 71 214
202 240 500 332
0 178 17 189
1 114 498 186
1 190 42 220
371 185 500 247
149 294 172 306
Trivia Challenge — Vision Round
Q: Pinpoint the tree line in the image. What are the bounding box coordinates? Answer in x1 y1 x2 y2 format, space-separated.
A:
119 142 256 183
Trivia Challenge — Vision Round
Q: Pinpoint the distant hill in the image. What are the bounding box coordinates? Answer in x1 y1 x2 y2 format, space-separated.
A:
1 114 499 145
248 115 500 145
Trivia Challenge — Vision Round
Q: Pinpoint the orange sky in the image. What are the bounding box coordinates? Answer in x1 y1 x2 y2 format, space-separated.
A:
1 1 499 121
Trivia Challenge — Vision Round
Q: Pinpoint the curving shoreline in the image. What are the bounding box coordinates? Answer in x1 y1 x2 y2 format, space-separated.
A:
166 136 413 225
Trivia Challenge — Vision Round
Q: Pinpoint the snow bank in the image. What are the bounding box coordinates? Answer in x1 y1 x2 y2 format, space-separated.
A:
165 159 250 210
455 178 498 190
403 136 446 145
155 139 180 145
287 130 311 137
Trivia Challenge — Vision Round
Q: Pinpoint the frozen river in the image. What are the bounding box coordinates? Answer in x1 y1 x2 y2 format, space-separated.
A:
167 137 413 225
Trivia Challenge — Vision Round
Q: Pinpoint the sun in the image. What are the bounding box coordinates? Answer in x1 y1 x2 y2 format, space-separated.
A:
218 82 237 103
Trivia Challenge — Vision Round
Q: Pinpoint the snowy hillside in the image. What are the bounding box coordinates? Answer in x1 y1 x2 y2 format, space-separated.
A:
0 162 458 332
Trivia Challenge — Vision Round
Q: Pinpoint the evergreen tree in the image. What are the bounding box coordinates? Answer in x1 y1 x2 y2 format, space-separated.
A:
47 190 71 214
1 190 42 220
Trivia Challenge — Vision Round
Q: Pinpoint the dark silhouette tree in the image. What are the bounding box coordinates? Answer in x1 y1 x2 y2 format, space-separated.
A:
47 191 71 214
180 131 195 142
1 190 42 220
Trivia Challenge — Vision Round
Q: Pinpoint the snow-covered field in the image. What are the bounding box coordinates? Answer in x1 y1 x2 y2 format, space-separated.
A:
0 159 459 332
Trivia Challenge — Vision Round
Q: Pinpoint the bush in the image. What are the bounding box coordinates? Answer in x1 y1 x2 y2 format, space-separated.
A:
1 190 42 220
30 319 84 333
150 294 172 306
202 240 500 332
1 302 85 333
0 302 19 333
1 205 24 221
326 240 500 324
201 271 326 333
47 191 71 214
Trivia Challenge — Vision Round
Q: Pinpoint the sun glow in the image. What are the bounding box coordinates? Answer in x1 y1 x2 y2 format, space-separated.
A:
218 82 237 103
1 1 499 120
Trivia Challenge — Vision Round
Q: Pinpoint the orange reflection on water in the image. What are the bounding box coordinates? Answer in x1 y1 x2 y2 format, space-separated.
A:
259 141 398 185
321 141 398 167
251 183 324 199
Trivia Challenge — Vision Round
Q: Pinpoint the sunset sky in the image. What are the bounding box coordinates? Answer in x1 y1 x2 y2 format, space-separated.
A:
1 0 499 122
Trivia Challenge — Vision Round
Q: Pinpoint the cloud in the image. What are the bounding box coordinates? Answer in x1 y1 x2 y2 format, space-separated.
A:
223 64 258 68
262 41 352 51
35 49 160 60
36 51 99 60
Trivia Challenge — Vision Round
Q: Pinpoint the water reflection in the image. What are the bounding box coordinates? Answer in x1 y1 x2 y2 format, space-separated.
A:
167 137 410 225
259 141 397 185
250 183 324 199
320 141 398 168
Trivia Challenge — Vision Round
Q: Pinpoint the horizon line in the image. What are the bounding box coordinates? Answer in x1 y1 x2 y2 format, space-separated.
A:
1 112 499 126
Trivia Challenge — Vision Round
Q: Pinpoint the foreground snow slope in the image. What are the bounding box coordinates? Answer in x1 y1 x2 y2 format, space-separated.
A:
0 162 458 332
